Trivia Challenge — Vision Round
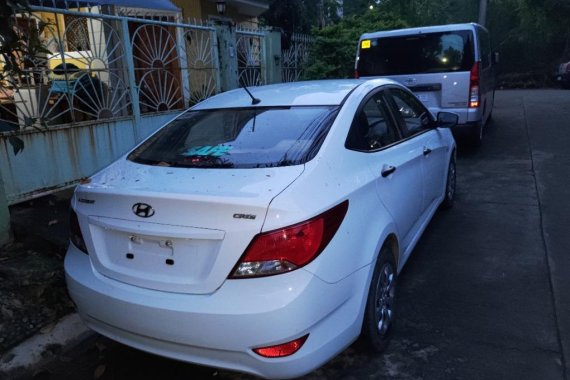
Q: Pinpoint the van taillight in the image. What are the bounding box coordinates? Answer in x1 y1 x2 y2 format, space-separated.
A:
469 62 480 108
355 70 360 79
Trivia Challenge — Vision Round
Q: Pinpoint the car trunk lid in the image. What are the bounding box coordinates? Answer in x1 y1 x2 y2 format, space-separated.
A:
74 160 304 294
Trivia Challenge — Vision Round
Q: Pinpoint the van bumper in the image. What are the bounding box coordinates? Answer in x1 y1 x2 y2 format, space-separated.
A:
449 121 483 143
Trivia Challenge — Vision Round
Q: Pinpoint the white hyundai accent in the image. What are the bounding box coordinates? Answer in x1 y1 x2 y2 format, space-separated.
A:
65 79 457 379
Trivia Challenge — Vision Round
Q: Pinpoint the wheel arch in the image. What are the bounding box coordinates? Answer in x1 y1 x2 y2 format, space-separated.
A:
383 233 400 270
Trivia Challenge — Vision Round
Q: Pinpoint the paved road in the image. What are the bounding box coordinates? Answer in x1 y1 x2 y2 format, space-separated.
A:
35 90 570 380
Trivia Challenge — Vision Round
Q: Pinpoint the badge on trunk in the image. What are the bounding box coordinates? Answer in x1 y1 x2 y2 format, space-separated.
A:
132 203 155 218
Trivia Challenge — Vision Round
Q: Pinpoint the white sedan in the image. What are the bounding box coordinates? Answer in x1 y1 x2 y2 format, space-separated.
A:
65 79 457 379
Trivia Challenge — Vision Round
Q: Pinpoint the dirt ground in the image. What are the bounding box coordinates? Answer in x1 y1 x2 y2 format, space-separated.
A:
0 236 74 353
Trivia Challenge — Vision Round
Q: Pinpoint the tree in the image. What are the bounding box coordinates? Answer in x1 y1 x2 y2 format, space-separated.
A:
304 9 407 79
0 0 36 82
343 0 373 17
487 0 570 84
379 0 478 26
260 0 342 33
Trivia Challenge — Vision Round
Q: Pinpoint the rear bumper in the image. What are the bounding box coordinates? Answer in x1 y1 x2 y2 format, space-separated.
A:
450 120 481 132
65 245 370 379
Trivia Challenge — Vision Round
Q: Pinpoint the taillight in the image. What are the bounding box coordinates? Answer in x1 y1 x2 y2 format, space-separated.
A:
355 69 360 79
469 61 480 108
253 335 309 358
230 200 349 278
70 209 88 254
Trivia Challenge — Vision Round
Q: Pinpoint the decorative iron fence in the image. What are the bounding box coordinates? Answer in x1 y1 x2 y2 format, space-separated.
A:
282 33 314 82
184 24 219 105
0 4 220 133
236 26 265 87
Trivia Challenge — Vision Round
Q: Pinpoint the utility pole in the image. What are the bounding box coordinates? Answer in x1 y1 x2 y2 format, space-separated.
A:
319 0 325 28
478 0 488 26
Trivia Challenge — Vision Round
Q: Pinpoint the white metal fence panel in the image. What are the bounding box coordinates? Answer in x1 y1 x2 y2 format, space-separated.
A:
236 27 265 87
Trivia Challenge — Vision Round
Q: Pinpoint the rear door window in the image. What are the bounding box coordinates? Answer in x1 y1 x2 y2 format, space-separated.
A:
346 91 401 151
358 30 475 76
128 107 338 168
386 88 433 138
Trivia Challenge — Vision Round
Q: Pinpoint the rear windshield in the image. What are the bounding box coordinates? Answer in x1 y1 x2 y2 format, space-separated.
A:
128 106 338 168
357 30 475 76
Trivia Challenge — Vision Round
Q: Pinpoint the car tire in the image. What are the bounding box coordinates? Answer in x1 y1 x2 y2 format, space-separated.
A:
360 246 397 353
440 154 456 209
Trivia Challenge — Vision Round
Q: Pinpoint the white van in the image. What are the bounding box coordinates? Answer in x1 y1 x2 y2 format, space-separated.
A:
355 23 497 145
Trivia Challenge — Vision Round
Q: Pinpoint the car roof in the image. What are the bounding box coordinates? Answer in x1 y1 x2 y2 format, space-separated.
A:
360 23 483 40
192 79 395 109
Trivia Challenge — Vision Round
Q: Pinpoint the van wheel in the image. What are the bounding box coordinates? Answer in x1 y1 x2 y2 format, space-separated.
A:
360 246 397 352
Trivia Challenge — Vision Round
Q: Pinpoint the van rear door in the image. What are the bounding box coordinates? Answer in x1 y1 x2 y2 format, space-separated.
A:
356 30 475 113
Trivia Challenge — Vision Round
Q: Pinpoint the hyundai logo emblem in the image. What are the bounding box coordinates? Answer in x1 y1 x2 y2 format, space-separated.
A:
132 203 155 218
404 77 417 86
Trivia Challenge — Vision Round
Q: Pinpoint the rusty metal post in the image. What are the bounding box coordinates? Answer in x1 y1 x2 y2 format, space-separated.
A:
215 23 238 92
121 17 142 142
263 30 282 84
478 0 488 26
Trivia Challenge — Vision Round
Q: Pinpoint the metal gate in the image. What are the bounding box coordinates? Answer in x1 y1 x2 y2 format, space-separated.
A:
0 4 220 203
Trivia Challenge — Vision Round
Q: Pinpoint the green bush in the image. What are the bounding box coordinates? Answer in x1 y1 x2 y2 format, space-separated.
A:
304 10 408 80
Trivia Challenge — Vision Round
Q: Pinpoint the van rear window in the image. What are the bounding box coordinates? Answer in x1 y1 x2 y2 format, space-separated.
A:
357 30 475 76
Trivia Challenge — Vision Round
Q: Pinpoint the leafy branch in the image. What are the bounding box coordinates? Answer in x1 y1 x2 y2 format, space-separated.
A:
0 0 51 154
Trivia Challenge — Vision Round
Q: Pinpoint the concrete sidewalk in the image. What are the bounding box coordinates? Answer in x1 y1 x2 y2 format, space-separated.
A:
0 314 92 379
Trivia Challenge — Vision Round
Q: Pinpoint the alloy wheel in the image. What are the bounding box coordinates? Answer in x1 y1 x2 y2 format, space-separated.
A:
375 262 395 336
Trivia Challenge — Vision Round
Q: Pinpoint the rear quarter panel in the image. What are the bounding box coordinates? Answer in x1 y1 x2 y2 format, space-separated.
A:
263 82 400 284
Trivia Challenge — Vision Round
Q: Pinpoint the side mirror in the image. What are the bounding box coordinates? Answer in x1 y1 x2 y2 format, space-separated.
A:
493 51 500 65
437 112 459 128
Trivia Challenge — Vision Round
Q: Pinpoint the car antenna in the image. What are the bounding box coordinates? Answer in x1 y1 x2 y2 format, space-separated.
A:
242 84 261 105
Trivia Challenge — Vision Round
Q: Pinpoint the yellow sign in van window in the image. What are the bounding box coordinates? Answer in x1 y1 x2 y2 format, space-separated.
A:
361 40 371 49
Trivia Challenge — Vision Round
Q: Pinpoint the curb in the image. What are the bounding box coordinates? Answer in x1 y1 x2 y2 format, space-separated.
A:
0 313 94 379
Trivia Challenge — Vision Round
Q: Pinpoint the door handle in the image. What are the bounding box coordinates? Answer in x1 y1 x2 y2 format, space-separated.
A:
381 165 397 178
423 147 432 156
